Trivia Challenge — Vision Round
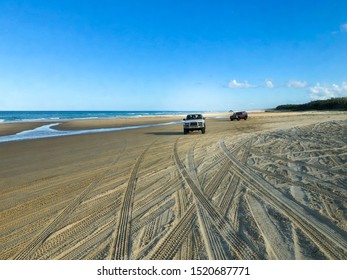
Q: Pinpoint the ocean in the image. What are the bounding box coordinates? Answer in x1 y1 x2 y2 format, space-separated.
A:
0 111 205 123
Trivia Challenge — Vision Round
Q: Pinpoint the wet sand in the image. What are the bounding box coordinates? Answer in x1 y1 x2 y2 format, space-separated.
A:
0 111 346 259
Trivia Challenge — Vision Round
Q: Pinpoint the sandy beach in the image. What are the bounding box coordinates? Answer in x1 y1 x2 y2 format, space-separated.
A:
0 111 346 260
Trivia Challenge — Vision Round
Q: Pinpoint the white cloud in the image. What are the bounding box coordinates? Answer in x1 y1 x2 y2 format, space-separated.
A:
309 82 347 100
228 79 256 88
287 80 308 88
340 23 347 32
265 80 274 88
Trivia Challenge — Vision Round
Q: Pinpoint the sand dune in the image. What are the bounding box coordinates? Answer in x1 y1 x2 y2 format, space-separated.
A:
0 111 346 259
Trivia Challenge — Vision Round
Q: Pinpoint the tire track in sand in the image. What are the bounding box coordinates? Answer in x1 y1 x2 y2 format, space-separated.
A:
186 141 229 259
13 141 128 260
220 140 347 259
12 176 104 259
245 192 294 259
173 139 258 260
250 166 344 201
109 142 154 260
149 205 197 260
148 138 231 260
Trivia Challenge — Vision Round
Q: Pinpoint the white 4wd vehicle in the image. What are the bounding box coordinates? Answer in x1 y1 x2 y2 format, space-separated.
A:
183 114 206 134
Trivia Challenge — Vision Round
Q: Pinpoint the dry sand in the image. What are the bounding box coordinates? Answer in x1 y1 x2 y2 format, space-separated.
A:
0 111 346 260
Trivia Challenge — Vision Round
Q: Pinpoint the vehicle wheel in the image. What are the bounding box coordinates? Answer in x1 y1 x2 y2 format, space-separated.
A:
244 117 247 120
184 129 188 134
237 118 240 121
201 128 206 134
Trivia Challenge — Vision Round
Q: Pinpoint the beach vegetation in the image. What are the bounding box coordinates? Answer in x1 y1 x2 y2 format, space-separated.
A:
274 97 347 111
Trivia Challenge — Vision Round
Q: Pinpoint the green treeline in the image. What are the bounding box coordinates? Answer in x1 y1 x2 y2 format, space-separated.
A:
275 97 347 111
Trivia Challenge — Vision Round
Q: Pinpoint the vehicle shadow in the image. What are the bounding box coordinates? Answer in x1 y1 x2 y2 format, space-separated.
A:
145 132 183 136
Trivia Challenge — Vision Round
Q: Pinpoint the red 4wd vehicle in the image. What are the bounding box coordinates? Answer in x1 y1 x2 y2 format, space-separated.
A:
230 111 248 121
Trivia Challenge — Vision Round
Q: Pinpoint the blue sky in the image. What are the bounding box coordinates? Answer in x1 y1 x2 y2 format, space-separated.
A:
0 0 346 111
